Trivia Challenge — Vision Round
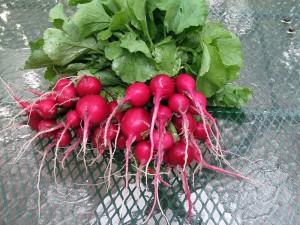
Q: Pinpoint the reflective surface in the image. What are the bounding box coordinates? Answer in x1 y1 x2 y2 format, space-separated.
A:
0 0 299 224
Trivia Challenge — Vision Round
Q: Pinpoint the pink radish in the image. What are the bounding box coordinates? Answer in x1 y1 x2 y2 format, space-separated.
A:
37 119 57 138
108 100 124 122
152 130 174 152
54 78 74 90
52 110 81 154
108 100 124 151
53 129 72 147
175 73 222 158
165 141 195 224
76 95 108 159
28 117 42 131
35 99 58 119
193 121 211 141
148 75 174 169
168 93 191 169
76 75 102 97
173 113 196 135
115 133 126 149
104 82 151 147
56 85 78 108
35 110 81 143
145 105 173 224
91 123 117 154
134 141 152 166
121 107 150 193
2 80 58 119
92 123 118 187
167 142 194 168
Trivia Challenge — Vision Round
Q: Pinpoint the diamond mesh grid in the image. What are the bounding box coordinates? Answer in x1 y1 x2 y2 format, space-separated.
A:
0 0 300 224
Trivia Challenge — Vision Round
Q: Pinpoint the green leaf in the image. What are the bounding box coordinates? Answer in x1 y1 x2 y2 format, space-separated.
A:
104 41 124 60
201 22 232 44
68 0 92 6
101 85 126 102
98 8 131 40
49 3 68 29
209 85 253 108
145 0 158 39
199 41 210 76
196 22 246 97
127 0 153 44
71 0 111 39
153 41 181 76
120 33 151 57
93 70 123 86
196 45 227 97
23 39 53 69
44 67 57 82
112 50 158 83
216 35 244 67
110 10 130 31
101 0 120 14
43 28 98 66
156 0 208 34
64 63 87 73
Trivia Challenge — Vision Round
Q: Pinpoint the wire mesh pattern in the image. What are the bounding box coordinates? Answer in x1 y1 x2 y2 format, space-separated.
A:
0 0 300 224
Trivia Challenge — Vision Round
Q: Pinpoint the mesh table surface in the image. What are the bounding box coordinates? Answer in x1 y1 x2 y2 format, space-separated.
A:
0 0 299 224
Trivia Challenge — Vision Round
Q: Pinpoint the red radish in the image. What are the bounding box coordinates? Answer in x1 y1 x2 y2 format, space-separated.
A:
193 121 211 141
28 117 42 131
56 85 78 108
54 78 74 90
104 82 151 147
173 113 196 135
2 80 57 119
108 100 124 122
52 110 81 158
153 130 174 151
115 133 126 149
168 93 191 169
134 141 152 166
175 73 222 158
54 129 72 147
146 78 174 220
36 110 81 142
76 95 109 158
76 75 102 97
121 82 151 107
146 105 174 225
64 110 81 129
91 124 117 153
148 75 174 169
167 142 194 168
154 136 195 223
108 100 124 150
92 123 118 187
35 99 58 119
37 119 57 138
121 107 150 193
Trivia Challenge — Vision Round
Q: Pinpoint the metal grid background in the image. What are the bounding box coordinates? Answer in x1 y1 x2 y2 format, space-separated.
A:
0 0 299 224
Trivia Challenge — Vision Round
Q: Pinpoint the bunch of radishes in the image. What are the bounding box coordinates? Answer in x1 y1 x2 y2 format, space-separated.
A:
4 73 245 224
